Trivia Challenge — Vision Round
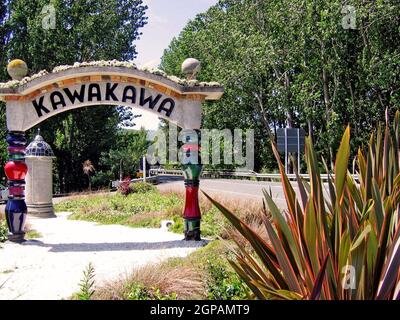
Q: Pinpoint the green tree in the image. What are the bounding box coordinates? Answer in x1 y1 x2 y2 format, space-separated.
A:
0 0 7 74
0 0 9 182
100 129 150 180
161 0 400 171
0 0 148 192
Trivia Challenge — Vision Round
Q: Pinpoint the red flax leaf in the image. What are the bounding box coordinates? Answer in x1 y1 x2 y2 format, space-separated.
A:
263 214 303 294
231 238 274 286
310 251 330 300
228 260 267 300
295 166 308 212
271 141 303 228
373 202 395 295
335 126 351 201
376 222 400 300
202 191 289 290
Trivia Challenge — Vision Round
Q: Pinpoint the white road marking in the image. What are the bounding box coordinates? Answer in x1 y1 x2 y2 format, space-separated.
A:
201 187 286 201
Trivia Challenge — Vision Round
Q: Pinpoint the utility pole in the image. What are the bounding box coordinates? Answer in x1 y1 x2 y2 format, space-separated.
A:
143 156 146 183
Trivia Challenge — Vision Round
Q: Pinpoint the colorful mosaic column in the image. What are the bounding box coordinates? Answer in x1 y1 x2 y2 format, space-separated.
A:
181 130 202 241
4 132 28 242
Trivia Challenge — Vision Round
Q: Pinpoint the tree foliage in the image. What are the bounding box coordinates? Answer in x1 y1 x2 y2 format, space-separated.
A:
161 0 400 171
0 0 148 191
100 129 150 181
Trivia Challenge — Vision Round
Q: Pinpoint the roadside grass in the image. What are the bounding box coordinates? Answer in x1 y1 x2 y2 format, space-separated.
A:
92 240 248 300
55 190 186 231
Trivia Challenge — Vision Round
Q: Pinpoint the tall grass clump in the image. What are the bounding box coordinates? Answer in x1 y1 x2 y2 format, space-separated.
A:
94 264 204 300
206 111 400 300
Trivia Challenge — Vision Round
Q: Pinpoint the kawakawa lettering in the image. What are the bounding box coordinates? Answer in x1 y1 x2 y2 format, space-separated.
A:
31 83 175 118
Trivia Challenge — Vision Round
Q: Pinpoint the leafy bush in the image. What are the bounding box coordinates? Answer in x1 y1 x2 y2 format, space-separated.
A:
118 180 156 196
118 177 133 196
91 171 114 190
206 258 248 300
130 182 156 194
207 112 400 300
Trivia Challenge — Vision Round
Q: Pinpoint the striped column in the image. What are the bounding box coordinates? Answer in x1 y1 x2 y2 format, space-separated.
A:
181 130 202 241
4 131 28 243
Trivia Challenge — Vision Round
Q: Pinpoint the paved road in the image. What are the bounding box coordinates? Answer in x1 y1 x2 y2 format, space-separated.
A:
157 176 295 208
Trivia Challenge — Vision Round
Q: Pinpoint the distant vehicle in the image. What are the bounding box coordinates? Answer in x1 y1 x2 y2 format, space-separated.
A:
0 183 8 203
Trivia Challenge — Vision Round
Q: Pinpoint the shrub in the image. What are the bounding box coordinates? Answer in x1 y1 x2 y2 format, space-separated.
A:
206 258 248 300
117 177 133 196
207 112 400 300
91 171 114 190
130 182 156 194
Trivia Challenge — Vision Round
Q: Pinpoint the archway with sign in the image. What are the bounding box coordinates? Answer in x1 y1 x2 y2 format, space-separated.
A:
0 59 223 242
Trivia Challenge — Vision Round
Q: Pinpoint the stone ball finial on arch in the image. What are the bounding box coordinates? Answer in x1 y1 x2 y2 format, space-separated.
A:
7 59 29 81
181 58 201 80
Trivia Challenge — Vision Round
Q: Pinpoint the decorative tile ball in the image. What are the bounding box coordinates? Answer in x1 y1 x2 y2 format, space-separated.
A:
25 134 54 157
4 161 28 180
7 59 28 80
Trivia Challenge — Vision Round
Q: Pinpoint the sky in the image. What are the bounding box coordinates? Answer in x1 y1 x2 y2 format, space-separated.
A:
132 0 218 130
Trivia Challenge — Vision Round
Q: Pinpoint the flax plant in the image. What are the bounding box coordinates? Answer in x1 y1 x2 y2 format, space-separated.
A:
205 112 400 300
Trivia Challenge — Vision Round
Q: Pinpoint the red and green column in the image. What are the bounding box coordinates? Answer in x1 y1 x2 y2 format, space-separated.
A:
181 130 202 241
4 131 28 242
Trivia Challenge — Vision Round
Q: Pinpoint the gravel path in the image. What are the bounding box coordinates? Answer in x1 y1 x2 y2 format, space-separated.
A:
0 212 205 300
